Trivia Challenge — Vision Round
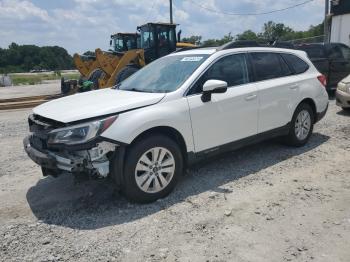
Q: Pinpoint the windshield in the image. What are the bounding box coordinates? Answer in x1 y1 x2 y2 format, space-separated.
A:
141 30 154 49
117 54 210 93
111 37 124 52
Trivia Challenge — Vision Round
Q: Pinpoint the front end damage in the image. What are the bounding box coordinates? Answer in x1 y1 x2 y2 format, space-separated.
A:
23 114 118 179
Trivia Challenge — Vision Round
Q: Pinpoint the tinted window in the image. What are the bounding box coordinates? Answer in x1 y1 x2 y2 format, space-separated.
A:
188 54 249 95
281 53 309 74
250 52 292 81
297 45 326 59
328 44 350 60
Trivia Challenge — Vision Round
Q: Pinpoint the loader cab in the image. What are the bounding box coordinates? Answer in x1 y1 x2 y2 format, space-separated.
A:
110 33 139 53
138 23 177 63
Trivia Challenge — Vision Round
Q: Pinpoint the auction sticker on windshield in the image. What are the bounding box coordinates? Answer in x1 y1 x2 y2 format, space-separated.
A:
181 56 203 62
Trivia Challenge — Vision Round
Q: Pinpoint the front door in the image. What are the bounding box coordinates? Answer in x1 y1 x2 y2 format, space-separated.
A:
187 53 258 152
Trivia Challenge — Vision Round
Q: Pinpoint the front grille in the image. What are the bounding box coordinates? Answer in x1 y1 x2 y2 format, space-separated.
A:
28 114 64 152
28 114 65 133
30 134 47 152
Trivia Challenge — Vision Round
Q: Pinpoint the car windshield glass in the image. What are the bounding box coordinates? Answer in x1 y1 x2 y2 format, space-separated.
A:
116 54 210 93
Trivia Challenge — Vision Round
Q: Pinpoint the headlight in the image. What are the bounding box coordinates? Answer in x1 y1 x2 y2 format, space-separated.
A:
48 115 117 145
337 82 350 93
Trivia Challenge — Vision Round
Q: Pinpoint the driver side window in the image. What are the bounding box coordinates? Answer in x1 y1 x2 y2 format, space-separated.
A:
188 53 249 95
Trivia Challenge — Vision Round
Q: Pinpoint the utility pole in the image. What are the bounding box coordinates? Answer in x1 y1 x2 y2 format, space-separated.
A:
324 0 330 43
170 0 173 24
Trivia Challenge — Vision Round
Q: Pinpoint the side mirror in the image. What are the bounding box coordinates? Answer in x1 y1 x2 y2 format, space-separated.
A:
201 79 228 102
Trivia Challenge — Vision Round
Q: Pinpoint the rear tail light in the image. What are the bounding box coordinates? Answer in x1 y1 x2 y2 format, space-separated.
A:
317 75 327 87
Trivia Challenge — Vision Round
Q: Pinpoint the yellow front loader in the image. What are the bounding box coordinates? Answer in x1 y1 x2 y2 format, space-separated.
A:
62 23 196 94
96 48 146 88
91 22 197 88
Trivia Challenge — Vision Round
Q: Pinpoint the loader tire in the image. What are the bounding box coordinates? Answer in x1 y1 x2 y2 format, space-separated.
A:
88 69 104 89
115 65 139 84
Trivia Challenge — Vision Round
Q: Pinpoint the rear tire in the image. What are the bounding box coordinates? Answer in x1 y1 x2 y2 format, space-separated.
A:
121 135 183 203
115 65 139 85
284 103 314 147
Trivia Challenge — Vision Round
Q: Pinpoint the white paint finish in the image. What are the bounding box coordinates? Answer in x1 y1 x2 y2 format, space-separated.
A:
187 83 258 152
202 80 228 92
256 76 300 133
33 89 165 123
101 97 195 152
331 14 350 47
168 48 216 56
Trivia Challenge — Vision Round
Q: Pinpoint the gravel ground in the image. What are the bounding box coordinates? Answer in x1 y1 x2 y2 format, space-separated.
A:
0 99 349 262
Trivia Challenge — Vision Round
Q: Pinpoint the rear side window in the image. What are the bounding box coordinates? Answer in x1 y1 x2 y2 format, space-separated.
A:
281 53 309 74
250 52 292 81
328 44 350 60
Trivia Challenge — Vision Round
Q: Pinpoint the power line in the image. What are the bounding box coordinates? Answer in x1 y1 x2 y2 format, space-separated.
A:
184 0 315 16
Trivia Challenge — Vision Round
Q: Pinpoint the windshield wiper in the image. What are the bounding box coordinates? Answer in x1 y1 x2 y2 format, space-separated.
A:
128 88 148 93
113 85 150 92
112 83 121 89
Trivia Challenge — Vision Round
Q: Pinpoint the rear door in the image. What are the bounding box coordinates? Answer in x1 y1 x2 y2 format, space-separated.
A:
187 53 258 152
249 52 299 133
327 44 350 87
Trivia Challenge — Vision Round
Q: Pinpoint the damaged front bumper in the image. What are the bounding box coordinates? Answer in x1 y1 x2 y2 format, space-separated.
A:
23 135 117 178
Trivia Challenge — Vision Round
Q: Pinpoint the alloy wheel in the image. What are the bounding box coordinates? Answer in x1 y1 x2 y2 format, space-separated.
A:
294 109 311 141
134 147 176 193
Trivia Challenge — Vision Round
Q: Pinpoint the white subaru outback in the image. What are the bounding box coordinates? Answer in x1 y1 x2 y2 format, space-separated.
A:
24 46 329 203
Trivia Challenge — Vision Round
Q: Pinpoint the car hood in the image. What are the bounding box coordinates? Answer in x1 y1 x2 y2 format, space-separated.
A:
33 89 165 123
340 74 350 84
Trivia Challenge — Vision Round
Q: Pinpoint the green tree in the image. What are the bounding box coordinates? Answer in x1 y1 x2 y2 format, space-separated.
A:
202 33 234 47
0 43 74 73
235 30 259 41
261 21 294 41
181 35 202 45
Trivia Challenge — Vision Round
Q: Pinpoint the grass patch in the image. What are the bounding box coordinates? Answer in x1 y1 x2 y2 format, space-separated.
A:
10 72 80 85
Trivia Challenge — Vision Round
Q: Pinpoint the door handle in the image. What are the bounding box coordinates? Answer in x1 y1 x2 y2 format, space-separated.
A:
245 94 257 101
289 84 299 90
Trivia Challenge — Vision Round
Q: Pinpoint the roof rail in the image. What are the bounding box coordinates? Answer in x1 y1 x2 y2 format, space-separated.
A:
174 46 204 53
218 40 261 50
218 40 296 51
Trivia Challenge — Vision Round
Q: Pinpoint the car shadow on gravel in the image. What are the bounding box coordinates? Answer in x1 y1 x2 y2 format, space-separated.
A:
336 109 350 116
26 132 329 230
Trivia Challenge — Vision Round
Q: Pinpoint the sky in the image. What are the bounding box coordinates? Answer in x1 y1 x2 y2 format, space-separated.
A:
0 0 325 55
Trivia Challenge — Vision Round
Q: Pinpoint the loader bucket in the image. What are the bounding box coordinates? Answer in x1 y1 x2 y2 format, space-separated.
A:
95 48 121 76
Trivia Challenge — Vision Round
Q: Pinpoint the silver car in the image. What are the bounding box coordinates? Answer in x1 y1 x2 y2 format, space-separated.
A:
336 75 350 111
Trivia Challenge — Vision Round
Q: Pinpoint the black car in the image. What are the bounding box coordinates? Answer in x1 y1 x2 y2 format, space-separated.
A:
296 43 350 91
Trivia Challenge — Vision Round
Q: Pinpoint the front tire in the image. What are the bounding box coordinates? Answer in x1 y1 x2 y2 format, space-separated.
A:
284 103 314 147
88 69 104 90
122 135 183 203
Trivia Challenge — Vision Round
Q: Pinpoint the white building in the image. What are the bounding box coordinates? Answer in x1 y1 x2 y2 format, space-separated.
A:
330 0 350 46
